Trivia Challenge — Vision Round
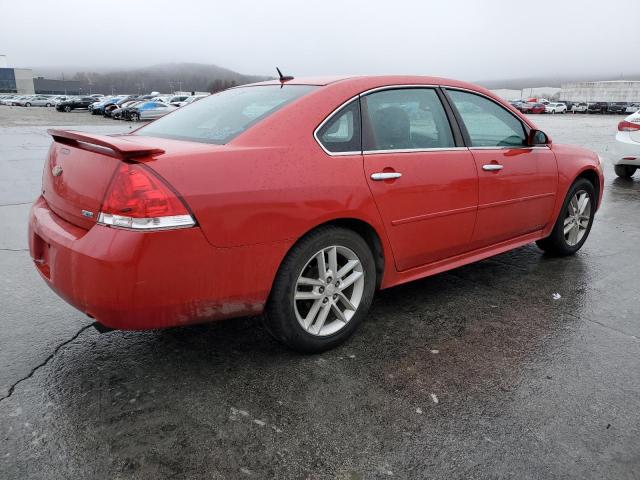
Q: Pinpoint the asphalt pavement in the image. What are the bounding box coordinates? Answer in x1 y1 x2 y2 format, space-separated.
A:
0 107 638 479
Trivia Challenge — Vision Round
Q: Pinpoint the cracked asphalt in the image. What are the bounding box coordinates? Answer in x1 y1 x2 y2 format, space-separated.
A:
1 107 639 479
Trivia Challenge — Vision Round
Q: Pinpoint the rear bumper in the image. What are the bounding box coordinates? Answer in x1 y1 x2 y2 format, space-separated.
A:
28 196 289 330
613 133 640 165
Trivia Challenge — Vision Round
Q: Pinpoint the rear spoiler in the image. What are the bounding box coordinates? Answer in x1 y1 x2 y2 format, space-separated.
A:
47 129 165 161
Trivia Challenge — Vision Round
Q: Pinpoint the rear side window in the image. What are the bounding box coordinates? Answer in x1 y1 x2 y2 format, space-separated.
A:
316 99 361 153
361 88 455 151
136 85 317 144
447 90 527 147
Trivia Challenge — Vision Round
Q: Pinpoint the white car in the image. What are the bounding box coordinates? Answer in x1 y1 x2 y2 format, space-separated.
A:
545 102 567 114
625 103 640 114
572 102 588 113
613 111 640 178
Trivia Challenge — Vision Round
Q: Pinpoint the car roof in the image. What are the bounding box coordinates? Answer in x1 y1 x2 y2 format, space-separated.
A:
249 75 484 91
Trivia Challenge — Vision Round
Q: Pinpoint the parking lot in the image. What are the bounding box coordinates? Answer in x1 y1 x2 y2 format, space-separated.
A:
0 106 639 479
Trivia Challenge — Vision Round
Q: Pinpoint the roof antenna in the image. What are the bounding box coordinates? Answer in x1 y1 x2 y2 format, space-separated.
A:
276 67 294 83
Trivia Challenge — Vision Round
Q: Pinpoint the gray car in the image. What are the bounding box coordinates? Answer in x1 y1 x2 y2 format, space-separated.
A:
130 101 177 121
22 95 57 107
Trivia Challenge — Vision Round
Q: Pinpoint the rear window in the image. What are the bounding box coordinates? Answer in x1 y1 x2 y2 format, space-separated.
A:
135 85 317 144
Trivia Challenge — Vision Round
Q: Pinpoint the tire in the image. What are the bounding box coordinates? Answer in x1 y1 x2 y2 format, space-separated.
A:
536 178 596 256
64 105 72 112
46 103 52 107
131 112 140 122
25 102 31 107
264 226 377 353
614 164 637 178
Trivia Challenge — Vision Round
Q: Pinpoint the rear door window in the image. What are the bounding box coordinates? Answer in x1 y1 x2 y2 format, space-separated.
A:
360 88 455 151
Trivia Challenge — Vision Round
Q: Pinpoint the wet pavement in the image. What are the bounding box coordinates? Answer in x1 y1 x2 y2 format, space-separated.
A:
1 107 639 479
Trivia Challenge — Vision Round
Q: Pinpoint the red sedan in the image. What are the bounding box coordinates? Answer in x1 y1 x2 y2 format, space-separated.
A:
28 76 604 352
520 102 547 114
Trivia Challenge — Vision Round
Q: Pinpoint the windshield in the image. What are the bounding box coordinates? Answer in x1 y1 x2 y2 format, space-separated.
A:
135 85 317 144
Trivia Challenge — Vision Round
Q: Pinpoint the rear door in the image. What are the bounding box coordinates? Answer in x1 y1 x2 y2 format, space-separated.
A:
360 87 478 271
445 88 558 248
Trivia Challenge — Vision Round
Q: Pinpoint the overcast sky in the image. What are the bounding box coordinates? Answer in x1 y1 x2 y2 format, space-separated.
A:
1 0 637 81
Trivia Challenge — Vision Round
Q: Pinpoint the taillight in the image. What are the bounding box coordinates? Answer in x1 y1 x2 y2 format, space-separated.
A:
618 120 640 132
97 163 195 230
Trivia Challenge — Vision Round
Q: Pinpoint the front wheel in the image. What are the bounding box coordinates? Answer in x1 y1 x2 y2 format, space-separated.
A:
130 112 140 122
536 178 596 256
614 165 636 178
46 103 52 107
64 106 72 112
264 226 376 353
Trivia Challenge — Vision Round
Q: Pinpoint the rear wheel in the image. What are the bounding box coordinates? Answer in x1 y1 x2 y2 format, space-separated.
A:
536 178 596 256
264 226 376 353
614 165 636 178
46 103 52 107
64 105 72 112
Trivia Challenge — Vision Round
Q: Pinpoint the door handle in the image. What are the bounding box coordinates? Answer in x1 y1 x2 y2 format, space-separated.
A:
482 164 503 171
371 172 402 181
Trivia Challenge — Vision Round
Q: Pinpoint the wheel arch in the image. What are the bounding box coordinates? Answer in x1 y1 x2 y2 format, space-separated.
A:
279 217 387 290
575 167 601 209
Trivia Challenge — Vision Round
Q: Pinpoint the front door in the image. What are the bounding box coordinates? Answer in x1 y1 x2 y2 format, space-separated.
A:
361 88 478 271
445 89 558 247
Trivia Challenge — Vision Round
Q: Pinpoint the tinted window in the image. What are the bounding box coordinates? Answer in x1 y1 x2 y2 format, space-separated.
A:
316 99 361 153
361 88 454 151
447 90 527 147
136 85 316 144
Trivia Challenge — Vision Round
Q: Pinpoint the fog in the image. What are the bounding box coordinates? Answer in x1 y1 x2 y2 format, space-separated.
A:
2 0 637 82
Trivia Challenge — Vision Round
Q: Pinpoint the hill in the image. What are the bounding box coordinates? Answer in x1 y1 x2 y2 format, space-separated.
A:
36 63 272 95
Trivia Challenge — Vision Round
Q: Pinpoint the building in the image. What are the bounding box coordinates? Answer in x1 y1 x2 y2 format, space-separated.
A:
33 77 81 95
0 67 35 94
560 81 640 102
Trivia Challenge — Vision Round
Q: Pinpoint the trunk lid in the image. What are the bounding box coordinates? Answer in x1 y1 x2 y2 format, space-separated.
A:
42 130 166 229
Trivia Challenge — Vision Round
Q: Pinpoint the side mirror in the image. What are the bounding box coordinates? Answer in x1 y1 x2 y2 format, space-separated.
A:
528 129 551 146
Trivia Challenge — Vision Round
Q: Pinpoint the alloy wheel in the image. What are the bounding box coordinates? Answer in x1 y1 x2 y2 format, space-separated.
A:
564 190 591 246
294 245 365 336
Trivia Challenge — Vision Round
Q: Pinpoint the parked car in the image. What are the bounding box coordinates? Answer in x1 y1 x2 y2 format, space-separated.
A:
129 101 177 121
0 95 19 105
22 95 57 107
612 110 640 178
545 102 567 114
91 96 126 115
587 102 609 114
607 102 629 114
521 102 546 114
28 76 604 352
168 95 190 107
111 100 144 120
625 103 640 114
179 94 209 106
104 96 139 117
6 95 30 106
55 96 97 112
572 102 588 113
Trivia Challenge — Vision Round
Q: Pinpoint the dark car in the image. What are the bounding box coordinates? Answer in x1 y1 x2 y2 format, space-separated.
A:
607 102 629 114
55 97 96 112
587 102 609 114
103 96 139 117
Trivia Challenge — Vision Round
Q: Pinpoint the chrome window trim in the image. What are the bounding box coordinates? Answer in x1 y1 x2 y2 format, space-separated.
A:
469 145 551 150
363 147 468 155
